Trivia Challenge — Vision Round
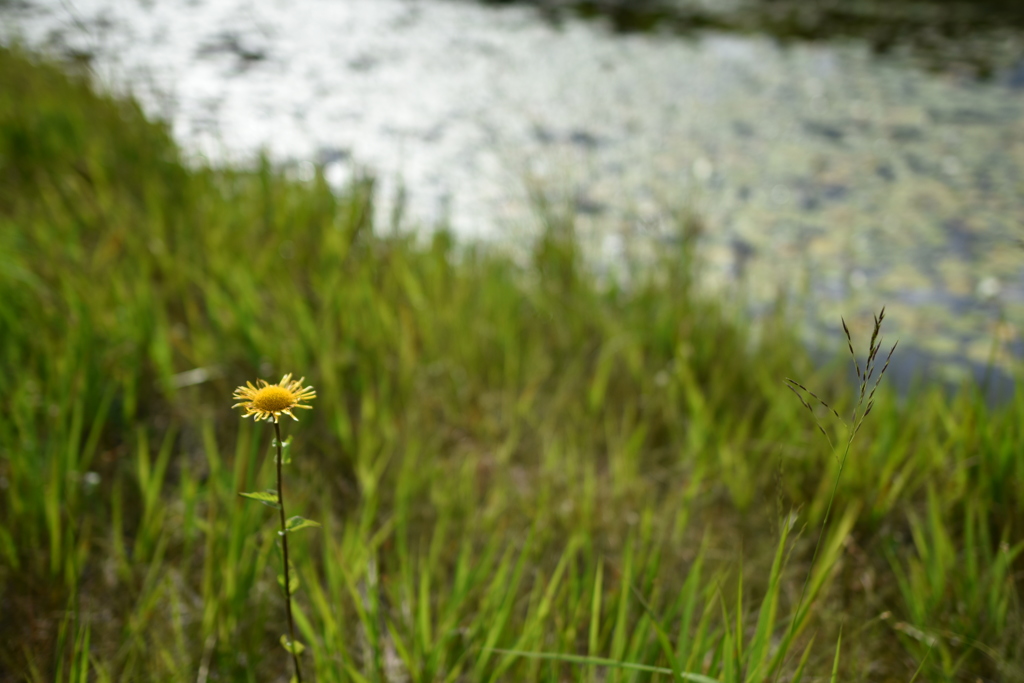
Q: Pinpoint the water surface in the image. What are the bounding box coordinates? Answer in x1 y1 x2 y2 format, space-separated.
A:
3 0 1023 382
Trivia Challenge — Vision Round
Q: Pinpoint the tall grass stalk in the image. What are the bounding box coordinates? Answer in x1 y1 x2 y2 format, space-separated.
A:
779 309 897 678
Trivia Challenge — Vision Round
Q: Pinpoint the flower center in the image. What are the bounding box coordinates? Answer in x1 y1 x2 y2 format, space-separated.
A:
252 386 295 413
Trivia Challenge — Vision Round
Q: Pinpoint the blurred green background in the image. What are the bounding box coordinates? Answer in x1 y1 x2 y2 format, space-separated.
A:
0 43 1022 682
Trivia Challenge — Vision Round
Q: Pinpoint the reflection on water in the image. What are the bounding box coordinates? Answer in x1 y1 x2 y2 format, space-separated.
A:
2 0 1023 383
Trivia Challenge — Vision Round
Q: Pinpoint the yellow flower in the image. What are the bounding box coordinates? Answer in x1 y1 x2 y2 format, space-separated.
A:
232 373 316 423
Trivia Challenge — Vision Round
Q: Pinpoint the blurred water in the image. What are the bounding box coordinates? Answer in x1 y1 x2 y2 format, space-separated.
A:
3 0 1023 382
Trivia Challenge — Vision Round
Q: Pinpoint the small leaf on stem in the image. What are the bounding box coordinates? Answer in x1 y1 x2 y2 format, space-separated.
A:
280 635 306 655
281 516 322 534
238 490 281 509
278 572 301 595
272 437 293 464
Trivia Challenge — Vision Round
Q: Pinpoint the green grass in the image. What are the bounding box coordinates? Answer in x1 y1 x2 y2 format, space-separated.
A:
1 45 1022 682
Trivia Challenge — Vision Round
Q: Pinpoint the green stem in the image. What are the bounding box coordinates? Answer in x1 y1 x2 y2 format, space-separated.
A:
772 435 853 683
275 420 303 683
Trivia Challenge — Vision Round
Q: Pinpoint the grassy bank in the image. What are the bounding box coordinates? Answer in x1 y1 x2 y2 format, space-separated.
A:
1 46 1022 682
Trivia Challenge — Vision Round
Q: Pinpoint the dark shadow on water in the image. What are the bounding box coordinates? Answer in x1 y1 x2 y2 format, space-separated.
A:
476 0 1024 78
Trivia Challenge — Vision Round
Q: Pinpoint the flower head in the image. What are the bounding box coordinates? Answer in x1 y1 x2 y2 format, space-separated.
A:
232 373 316 423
